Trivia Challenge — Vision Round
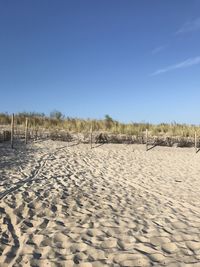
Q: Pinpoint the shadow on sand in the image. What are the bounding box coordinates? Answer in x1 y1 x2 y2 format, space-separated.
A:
147 144 157 151
92 143 105 149
196 148 200 154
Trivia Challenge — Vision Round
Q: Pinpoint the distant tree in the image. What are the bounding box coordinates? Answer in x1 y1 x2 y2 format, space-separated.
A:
104 114 114 129
50 110 64 120
104 114 113 122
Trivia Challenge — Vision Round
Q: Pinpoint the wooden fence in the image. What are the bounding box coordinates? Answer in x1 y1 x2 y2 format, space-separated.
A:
0 115 199 152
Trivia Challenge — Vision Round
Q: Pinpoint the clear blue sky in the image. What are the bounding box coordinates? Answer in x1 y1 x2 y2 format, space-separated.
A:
1 1 200 124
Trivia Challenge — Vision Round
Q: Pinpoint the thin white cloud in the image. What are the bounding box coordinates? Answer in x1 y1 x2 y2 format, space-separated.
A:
151 56 200 76
152 44 168 55
176 17 200 34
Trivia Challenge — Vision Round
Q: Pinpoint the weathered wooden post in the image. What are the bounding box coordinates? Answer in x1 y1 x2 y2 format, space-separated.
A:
195 131 197 153
145 129 148 151
25 117 28 144
90 123 93 149
11 113 14 149
34 127 38 141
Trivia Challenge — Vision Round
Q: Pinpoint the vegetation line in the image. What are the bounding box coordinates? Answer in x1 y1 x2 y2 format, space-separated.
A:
0 111 200 138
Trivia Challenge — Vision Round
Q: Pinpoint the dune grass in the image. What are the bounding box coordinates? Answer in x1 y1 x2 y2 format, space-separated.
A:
0 112 200 138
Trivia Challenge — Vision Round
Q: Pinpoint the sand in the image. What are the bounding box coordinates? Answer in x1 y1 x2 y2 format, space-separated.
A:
0 140 200 267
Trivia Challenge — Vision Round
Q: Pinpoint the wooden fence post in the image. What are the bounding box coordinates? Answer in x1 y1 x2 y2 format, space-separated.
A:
25 118 28 144
195 131 197 153
90 124 93 149
146 129 148 151
11 114 14 149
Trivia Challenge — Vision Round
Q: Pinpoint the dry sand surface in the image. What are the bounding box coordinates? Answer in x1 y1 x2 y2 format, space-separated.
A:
0 140 200 267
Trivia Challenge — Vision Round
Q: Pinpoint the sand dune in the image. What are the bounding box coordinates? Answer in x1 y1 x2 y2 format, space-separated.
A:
0 140 200 266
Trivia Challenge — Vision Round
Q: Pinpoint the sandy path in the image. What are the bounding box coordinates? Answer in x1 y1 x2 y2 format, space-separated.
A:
0 141 200 266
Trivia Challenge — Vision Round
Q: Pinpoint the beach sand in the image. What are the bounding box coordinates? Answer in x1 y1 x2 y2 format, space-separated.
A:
0 140 200 266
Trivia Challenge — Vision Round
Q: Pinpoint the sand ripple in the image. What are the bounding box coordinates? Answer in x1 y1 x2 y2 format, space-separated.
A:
0 141 200 266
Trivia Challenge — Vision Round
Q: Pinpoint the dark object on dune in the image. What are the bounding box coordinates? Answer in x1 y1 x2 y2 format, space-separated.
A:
50 131 73 142
95 133 108 143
